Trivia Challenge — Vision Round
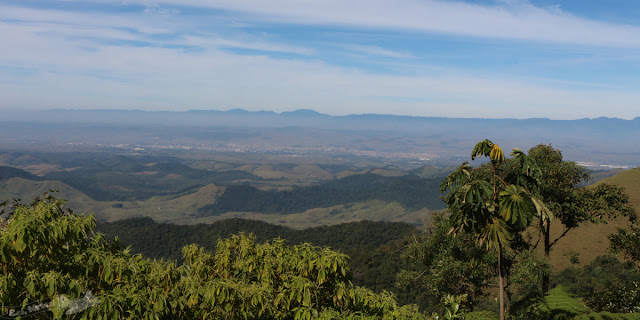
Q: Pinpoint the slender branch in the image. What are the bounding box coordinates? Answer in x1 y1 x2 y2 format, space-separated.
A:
531 224 542 250
550 226 574 248
412 269 429 281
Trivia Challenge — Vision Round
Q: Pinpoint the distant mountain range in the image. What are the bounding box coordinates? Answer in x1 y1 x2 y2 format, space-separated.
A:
2 108 639 167
6 108 638 127
7 108 638 126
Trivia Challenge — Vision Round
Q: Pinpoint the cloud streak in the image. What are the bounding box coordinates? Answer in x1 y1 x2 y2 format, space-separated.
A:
142 0 640 47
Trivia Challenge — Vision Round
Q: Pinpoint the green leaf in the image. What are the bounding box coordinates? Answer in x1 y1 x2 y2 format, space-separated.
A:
499 185 534 228
14 232 27 253
531 196 554 223
471 139 494 161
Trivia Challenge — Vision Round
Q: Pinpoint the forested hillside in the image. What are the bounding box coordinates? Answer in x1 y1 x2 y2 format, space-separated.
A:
0 166 41 181
197 173 445 216
43 156 260 201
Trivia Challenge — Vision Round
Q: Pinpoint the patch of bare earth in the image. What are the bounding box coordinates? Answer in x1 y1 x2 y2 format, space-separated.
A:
131 171 158 175
21 164 62 176
109 185 132 192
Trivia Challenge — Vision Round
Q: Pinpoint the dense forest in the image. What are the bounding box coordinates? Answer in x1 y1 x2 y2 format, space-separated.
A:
196 173 445 216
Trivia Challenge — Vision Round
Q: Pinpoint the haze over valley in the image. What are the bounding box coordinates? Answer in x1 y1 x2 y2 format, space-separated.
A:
3 108 639 169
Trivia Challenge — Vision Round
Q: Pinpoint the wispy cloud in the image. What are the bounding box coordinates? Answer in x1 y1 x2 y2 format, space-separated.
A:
336 44 413 59
130 0 640 47
181 35 313 55
0 3 312 55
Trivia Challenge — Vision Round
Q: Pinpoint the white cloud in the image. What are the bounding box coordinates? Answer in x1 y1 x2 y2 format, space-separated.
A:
133 0 640 47
181 35 313 55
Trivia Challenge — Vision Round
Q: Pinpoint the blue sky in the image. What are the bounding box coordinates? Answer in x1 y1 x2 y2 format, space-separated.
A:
1 0 639 119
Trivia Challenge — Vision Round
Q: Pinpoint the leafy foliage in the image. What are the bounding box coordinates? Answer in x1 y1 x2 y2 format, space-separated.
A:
541 286 589 317
97 217 425 308
463 310 499 319
574 312 640 320
550 256 640 316
1 194 427 319
506 144 636 293
552 255 640 298
510 286 589 320
441 140 543 249
440 139 547 319
179 234 426 319
396 212 494 311
610 225 640 265
0 194 182 319
585 281 640 314
508 249 552 298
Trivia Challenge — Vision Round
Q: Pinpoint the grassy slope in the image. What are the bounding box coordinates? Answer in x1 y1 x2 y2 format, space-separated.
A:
546 167 640 271
0 177 110 214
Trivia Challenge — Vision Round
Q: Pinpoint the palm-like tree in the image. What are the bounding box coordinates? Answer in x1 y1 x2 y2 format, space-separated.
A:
440 139 550 320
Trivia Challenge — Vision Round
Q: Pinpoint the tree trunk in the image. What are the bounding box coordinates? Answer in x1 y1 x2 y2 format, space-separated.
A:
542 222 551 293
498 242 505 320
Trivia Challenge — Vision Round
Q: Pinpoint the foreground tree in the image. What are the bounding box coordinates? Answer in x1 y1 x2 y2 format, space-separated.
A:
0 194 182 319
440 139 550 320
522 144 636 292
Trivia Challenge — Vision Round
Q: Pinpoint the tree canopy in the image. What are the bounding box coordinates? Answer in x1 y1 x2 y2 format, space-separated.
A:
519 144 636 292
0 194 427 319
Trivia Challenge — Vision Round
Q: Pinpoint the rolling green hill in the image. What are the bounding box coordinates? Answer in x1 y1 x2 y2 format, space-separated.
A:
0 177 95 207
43 156 260 202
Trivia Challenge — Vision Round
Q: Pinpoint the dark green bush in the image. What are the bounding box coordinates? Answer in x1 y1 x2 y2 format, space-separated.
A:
574 312 640 320
585 281 640 314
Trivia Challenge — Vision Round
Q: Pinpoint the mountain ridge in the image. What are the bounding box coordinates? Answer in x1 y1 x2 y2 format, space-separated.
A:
39 108 637 122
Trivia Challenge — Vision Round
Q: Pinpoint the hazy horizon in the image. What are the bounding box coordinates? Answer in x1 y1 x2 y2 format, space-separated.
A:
3 107 640 122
